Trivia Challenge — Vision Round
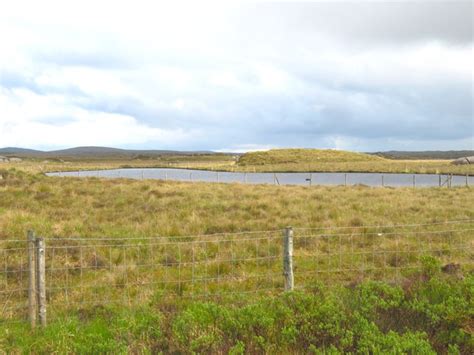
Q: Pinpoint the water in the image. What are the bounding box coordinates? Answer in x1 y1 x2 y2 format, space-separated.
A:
46 168 473 188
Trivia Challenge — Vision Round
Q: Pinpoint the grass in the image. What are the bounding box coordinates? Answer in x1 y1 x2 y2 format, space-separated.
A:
238 149 383 165
235 149 474 174
0 166 473 353
1 168 473 238
2 148 472 175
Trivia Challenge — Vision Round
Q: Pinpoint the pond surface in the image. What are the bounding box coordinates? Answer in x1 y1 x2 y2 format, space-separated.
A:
46 168 473 188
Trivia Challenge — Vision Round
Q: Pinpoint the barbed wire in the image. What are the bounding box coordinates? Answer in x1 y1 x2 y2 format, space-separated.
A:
293 218 474 231
297 227 474 239
1 222 473 325
1 218 472 244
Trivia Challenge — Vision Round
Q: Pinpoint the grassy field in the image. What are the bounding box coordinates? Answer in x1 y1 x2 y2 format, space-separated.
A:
237 149 384 165
0 166 473 352
1 167 473 237
235 149 474 175
2 148 473 176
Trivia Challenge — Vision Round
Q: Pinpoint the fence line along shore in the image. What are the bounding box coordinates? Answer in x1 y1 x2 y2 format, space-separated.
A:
47 169 473 188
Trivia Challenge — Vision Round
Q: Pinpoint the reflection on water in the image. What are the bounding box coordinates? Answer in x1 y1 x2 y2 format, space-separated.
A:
46 168 473 188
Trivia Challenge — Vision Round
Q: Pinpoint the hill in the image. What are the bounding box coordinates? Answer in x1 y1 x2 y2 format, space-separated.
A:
0 146 222 159
237 148 383 166
372 150 474 160
0 147 43 156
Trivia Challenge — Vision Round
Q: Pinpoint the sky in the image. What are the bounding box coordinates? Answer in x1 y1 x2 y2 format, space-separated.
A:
0 0 472 152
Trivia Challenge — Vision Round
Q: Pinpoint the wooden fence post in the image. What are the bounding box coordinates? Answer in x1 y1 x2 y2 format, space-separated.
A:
344 173 347 187
35 237 47 327
27 230 37 329
381 174 384 187
283 227 294 291
413 175 416 188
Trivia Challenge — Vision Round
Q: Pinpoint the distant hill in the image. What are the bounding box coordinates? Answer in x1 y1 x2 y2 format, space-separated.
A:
371 150 474 160
2 147 471 161
238 149 382 166
0 147 43 155
0 146 225 159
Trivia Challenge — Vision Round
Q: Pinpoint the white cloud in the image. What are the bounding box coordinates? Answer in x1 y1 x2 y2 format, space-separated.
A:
0 1 472 151
0 88 191 148
216 144 279 153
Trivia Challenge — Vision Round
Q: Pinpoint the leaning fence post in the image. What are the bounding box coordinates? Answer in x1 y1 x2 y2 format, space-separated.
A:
27 230 37 329
283 227 294 291
35 237 47 327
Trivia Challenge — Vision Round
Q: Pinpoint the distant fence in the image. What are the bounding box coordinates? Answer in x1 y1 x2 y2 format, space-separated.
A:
47 169 473 188
1 220 473 328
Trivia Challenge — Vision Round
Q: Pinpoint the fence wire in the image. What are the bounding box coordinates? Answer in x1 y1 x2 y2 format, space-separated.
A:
1 220 473 324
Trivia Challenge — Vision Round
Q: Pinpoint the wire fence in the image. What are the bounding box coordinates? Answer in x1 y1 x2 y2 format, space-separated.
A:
48 169 473 188
1 219 473 326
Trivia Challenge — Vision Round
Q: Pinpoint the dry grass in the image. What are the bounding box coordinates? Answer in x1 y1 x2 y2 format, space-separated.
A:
237 148 383 165
1 148 472 175
1 169 473 239
0 167 473 352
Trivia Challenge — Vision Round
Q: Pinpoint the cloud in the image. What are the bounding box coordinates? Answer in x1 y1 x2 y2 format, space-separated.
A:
0 88 192 149
240 1 473 46
0 1 472 151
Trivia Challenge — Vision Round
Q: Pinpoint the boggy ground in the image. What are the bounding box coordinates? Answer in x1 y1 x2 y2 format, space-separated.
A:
0 168 473 353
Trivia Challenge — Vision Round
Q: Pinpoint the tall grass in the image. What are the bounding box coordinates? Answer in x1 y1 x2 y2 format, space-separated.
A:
0 168 473 239
0 168 473 353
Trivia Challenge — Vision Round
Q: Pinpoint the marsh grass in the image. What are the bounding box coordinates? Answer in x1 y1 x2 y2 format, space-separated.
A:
0 168 473 352
1 169 473 312
1 148 473 175
1 168 473 239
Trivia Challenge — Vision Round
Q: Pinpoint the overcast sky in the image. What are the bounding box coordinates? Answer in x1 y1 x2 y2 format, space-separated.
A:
0 0 472 152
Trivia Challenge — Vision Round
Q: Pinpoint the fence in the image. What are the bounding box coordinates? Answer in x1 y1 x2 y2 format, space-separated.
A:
1 219 473 327
48 170 473 188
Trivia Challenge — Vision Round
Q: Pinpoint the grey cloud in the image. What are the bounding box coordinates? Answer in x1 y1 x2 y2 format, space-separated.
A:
0 70 87 97
1 1 472 152
0 71 38 92
236 1 472 45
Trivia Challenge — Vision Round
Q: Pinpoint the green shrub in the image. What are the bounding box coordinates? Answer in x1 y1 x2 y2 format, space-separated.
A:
172 302 233 353
1 276 472 353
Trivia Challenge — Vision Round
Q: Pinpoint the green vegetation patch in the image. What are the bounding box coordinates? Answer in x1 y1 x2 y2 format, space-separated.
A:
238 149 384 166
1 268 472 353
